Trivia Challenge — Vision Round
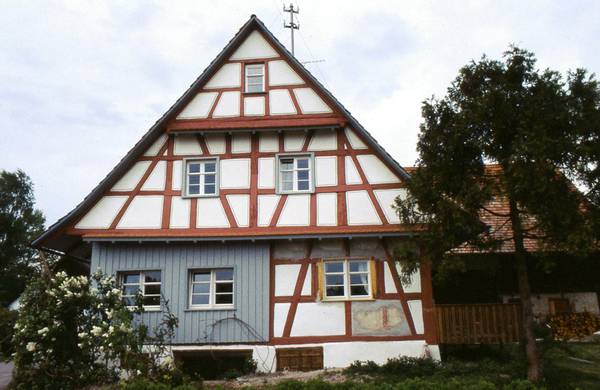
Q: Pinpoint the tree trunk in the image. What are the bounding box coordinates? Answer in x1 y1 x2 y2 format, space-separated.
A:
508 197 542 382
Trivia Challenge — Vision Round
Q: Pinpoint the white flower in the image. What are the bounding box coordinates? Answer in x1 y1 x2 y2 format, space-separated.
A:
26 342 37 352
37 327 49 336
77 343 84 349
91 326 103 336
108 326 115 334
78 332 88 339
106 309 114 319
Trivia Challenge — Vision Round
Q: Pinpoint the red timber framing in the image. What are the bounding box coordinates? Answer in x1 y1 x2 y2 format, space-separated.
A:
268 238 432 346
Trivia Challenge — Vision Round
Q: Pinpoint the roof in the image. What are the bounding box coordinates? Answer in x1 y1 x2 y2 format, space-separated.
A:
33 15 412 255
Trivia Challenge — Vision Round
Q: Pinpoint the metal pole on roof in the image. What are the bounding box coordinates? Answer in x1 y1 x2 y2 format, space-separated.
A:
283 3 299 55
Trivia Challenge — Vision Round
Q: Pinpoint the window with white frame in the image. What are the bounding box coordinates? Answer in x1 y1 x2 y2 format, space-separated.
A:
245 64 265 93
277 154 313 193
120 270 162 308
324 260 371 299
184 158 218 197
189 268 234 308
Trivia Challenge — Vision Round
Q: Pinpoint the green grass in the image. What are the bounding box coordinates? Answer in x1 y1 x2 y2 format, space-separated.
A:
542 342 600 390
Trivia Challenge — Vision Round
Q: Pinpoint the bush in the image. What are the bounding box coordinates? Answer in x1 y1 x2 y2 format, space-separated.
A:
547 312 600 340
270 378 545 390
345 356 440 378
0 307 17 361
119 377 199 390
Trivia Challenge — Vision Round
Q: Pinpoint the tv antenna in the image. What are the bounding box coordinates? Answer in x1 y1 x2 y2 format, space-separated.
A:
283 3 299 55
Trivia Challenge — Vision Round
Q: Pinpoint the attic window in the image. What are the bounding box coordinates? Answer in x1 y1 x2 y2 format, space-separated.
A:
184 158 219 197
277 154 314 194
245 64 265 93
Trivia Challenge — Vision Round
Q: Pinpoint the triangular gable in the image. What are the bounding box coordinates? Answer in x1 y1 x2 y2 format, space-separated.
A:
33 15 411 254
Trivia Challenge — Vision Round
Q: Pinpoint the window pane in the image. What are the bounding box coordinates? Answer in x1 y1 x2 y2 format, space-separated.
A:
188 185 200 195
297 159 309 169
326 286 345 297
280 159 293 170
122 286 139 296
143 296 160 306
204 162 216 172
325 262 343 273
123 297 135 306
326 274 344 286
123 274 140 284
215 269 234 281
144 284 161 295
188 163 201 173
350 274 368 285
192 283 210 294
192 294 209 305
145 271 161 283
297 180 309 191
349 262 368 273
204 184 215 194
215 294 233 304
189 175 200 185
297 170 309 180
204 174 215 184
216 283 233 293
247 75 263 84
350 285 369 296
246 65 263 76
282 181 293 191
193 272 210 282
247 84 263 93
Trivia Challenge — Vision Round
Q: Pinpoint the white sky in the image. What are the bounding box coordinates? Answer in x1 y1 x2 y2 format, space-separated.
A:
1 0 599 226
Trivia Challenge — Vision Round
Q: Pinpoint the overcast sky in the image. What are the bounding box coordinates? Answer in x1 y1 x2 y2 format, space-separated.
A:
1 0 599 226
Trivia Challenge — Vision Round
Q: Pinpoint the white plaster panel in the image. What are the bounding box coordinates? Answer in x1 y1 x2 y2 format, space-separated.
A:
259 132 279 152
258 157 275 189
172 160 183 190
291 302 346 336
293 87 332 114
212 91 240 118
384 262 421 294
284 131 306 151
141 161 166 191
226 194 249 227
230 30 278 60
323 341 437 368
143 134 168 156
344 156 362 184
302 265 312 296
204 63 241 89
174 135 203 156
273 303 291 338
257 195 280 226
111 161 151 191
408 300 424 334
220 159 250 188
315 156 337 187
308 130 337 151
75 196 128 229
169 196 190 229
346 190 382 225
357 155 401 184
345 127 367 149
196 198 230 228
317 193 337 226
205 134 226 155
117 195 163 229
275 264 301 296
268 60 303 86
374 188 408 224
277 194 310 226
232 133 251 153
177 92 218 119
244 96 265 116
269 89 297 115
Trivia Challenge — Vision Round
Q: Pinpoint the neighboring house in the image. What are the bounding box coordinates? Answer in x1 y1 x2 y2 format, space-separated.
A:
501 292 600 320
32 16 438 371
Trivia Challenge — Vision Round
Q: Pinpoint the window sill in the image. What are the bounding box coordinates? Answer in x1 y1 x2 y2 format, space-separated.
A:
276 190 315 196
127 306 162 312
321 297 374 303
181 193 220 199
185 306 235 312
243 91 267 96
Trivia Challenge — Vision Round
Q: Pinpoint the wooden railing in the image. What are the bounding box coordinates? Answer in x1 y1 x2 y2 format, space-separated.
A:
435 303 522 344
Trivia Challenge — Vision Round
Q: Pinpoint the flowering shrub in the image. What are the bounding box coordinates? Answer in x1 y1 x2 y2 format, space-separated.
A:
547 312 600 341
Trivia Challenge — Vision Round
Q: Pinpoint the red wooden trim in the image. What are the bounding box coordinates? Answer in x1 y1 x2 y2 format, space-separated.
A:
273 295 315 303
269 84 308 90
196 134 210 155
207 91 222 119
337 129 348 226
309 194 317 227
167 116 346 132
189 198 198 228
161 136 175 229
382 239 417 336
420 259 438 344
249 133 259 228
278 131 284 153
220 194 238 228
263 58 270 116
269 242 275 341
269 195 287 227
282 261 310 337
270 334 426 345
108 141 170 229
225 56 283 65
272 258 319 265
225 133 232 155
345 301 352 336
288 87 302 115
239 64 245 117
301 129 313 152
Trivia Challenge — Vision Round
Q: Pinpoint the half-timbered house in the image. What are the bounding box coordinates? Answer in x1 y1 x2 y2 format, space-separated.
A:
33 15 439 372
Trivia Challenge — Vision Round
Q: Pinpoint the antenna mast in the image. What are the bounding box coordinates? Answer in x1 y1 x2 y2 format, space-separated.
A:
283 3 299 55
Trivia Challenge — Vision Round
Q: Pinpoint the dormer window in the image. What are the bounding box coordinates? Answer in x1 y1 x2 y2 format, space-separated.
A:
245 64 265 93
183 158 219 197
277 154 314 194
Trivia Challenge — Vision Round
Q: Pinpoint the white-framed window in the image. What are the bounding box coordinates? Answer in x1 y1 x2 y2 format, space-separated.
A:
277 154 313 194
189 268 234 309
120 270 162 309
183 158 218 197
323 259 371 300
245 64 265 93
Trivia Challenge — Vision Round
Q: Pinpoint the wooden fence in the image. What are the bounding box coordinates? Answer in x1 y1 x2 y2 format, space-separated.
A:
435 303 522 344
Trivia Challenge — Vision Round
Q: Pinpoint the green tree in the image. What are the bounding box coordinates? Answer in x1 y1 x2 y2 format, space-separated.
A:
0 170 45 307
396 47 600 382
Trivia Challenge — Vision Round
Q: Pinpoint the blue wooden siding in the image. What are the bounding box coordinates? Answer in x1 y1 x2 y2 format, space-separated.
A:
91 242 270 344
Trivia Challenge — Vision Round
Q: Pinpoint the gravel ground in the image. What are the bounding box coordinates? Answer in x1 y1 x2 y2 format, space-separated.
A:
203 368 346 388
0 362 13 390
